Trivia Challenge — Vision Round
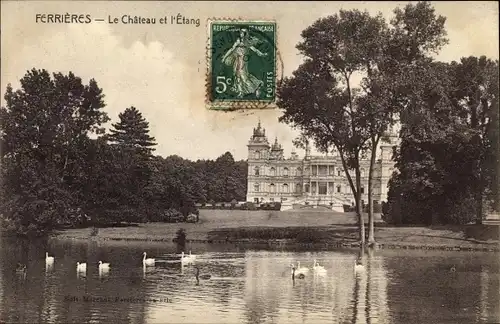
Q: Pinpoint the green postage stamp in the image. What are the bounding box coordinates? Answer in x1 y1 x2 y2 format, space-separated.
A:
206 19 278 110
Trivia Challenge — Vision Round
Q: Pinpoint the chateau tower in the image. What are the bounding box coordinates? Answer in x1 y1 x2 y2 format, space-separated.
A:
247 120 270 160
269 137 284 160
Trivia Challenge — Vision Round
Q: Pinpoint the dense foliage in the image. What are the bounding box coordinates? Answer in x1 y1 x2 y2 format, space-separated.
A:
0 69 247 236
384 57 499 225
277 1 499 236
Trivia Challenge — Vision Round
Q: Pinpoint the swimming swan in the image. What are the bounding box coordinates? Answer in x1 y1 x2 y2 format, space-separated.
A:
296 261 309 274
290 263 308 277
45 252 54 265
143 252 155 266
354 260 365 273
313 259 327 274
76 262 87 273
16 263 26 272
291 266 305 280
181 251 196 263
98 261 110 271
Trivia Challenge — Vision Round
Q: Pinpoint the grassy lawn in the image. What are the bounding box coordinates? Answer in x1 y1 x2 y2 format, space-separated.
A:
53 209 499 249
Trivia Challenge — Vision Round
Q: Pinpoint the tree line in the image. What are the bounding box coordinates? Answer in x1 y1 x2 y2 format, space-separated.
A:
0 69 247 236
277 1 499 245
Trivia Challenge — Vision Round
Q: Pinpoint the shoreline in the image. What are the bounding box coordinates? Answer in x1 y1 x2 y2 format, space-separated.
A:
50 219 500 253
51 235 500 252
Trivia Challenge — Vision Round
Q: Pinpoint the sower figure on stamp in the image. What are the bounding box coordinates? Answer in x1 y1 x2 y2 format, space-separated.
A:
221 28 267 98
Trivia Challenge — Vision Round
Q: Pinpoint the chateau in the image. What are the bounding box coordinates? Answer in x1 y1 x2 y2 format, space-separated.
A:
246 121 399 211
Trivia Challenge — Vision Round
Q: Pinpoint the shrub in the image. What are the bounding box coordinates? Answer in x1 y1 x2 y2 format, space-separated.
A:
161 208 184 223
363 202 382 213
295 229 326 243
90 227 99 237
174 228 187 245
186 213 197 223
343 204 356 212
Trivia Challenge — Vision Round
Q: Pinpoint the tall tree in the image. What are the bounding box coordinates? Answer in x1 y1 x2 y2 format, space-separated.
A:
278 9 388 244
385 56 498 226
279 2 450 244
108 106 156 155
106 106 157 222
360 1 448 242
0 69 109 235
449 56 499 222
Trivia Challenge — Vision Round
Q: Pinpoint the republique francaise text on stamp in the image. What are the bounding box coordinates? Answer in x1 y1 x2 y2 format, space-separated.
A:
206 19 278 110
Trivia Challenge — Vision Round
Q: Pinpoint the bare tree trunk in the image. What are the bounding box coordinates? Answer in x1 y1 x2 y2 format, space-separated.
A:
355 157 365 245
367 136 380 245
475 132 484 225
337 147 364 243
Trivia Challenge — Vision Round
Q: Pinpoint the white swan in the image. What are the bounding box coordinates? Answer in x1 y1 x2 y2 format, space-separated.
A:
16 263 26 273
313 259 327 275
181 251 196 263
45 252 54 265
296 261 309 274
16 263 27 279
142 252 155 266
354 260 365 273
291 265 305 279
98 261 110 271
76 262 87 273
290 263 308 276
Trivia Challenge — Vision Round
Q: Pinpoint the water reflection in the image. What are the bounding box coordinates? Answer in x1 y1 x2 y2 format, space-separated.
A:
0 237 498 324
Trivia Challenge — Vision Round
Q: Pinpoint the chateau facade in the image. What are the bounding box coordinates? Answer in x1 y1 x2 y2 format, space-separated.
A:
246 122 399 211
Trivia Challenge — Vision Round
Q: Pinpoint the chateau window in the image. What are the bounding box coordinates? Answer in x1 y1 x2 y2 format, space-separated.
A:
270 167 276 176
329 166 335 175
270 183 276 193
283 167 289 176
283 183 289 193
296 167 302 176
295 183 302 193
361 187 365 194
337 170 342 176
312 166 317 176
337 185 341 193
254 183 260 192
305 184 310 193
318 182 327 195
255 151 261 159
254 166 260 176
360 168 365 177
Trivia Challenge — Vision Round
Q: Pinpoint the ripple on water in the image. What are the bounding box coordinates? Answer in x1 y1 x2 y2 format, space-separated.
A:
0 240 498 324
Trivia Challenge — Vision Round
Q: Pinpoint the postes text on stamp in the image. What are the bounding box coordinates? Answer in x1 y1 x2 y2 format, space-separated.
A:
207 19 277 110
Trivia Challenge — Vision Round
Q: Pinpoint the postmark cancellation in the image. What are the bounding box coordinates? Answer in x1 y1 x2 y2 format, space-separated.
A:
206 18 279 111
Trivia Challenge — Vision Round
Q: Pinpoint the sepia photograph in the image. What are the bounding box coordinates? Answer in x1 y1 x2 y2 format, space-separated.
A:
1 1 499 323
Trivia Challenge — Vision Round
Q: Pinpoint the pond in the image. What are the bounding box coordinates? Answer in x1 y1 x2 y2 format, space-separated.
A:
0 237 498 324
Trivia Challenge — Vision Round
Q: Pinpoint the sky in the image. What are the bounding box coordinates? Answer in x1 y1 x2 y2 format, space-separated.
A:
1 1 498 161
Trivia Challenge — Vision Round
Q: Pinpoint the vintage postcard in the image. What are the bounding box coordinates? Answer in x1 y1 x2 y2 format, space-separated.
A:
1 1 499 324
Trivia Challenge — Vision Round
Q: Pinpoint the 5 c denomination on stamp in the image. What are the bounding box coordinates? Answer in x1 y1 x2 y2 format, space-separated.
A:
206 19 277 110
